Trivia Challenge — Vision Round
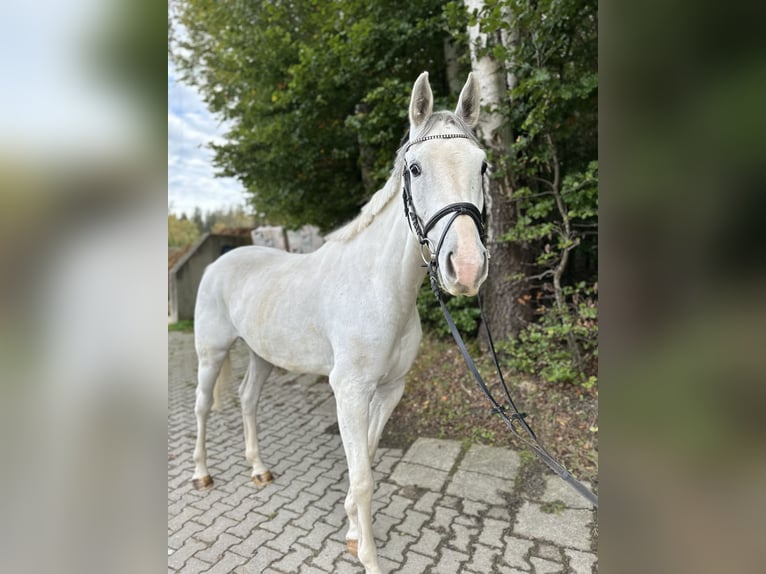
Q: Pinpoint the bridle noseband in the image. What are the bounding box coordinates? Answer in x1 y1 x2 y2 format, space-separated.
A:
401 133 486 268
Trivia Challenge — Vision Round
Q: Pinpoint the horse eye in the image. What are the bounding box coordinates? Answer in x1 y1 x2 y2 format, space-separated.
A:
409 163 422 177
481 161 488 175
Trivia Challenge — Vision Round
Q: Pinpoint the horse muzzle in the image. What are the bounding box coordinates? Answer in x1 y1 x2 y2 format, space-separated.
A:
440 244 489 296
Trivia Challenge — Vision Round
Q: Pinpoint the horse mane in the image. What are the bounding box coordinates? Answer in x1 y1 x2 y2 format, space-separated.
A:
326 111 479 243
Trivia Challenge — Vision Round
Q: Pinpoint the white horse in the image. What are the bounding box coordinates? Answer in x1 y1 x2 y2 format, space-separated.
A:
192 72 489 574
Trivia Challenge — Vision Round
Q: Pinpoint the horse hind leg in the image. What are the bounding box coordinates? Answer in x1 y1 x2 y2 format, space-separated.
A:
191 346 232 489
240 350 274 487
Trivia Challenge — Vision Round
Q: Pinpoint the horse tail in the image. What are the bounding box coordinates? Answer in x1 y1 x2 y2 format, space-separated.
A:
211 352 231 412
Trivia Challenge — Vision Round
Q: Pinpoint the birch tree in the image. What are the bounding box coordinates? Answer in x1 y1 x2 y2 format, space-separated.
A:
463 0 533 340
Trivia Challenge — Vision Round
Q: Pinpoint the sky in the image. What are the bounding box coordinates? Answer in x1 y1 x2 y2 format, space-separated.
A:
167 59 248 218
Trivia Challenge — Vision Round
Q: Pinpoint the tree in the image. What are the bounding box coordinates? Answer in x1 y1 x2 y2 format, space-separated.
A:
168 213 200 247
454 0 535 342
170 0 452 231
467 0 598 383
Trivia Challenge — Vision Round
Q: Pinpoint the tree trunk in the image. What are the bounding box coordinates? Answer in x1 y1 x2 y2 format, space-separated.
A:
465 0 532 341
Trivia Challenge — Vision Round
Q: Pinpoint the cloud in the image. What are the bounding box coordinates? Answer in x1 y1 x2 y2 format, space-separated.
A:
167 59 247 217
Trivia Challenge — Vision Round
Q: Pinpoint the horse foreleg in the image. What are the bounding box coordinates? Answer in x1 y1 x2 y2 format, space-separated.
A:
192 348 230 489
367 377 406 461
331 376 382 574
240 350 274 486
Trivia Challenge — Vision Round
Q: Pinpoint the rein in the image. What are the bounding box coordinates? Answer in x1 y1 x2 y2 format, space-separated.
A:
402 134 598 509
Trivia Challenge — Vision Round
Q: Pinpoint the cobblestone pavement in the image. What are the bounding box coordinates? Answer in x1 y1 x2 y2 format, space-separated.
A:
169 332 598 573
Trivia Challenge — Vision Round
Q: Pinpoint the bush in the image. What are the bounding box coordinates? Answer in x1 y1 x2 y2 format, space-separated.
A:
416 279 482 339
499 283 598 387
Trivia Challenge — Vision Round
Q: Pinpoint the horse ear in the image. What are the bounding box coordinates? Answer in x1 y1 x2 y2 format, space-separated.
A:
409 72 433 132
455 72 481 127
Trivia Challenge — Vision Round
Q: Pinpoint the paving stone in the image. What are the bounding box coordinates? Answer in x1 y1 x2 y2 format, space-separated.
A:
446 469 514 504
449 522 478 553
458 444 521 478
199 550 247 574
297 520 336 550
240 544 283 572
565 548 598 574
413 527 442 557
401 438 462 471
477 517 508 548
196 532 241 563
464 543 501 573
389 461 449 492
179 556 213 574
168 520 205 550
540 476 595 509
269 543 314 573
229 528 277 558
502 535 534 571
309 539 346 571
513 502 592 551
433 547 470 574
396 509 430 537
536 542 562 561
378 531 415 563
530 556 564 573
167 538 207 571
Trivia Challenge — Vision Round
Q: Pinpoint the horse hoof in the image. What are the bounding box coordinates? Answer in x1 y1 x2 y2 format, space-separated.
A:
191 475 213 490
346 539 358 557
252 471 274 487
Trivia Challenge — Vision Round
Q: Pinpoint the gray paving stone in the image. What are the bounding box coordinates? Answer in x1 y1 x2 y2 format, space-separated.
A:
540 475 595 509
196 532 241 563
464 543 501 573
269 543 314 573
458 444 521 478
401 438 462 471
565 548 597 574
395 550 435 573
513 502 592 551
477 517 508 548
168 538 207 571
389 461 449 492
530 556 564 573
199 550 247 574
240 544 284 572
179 556 213 574
433 547 470 574
446 469 515 504
502 535 534 571
536 542 562 561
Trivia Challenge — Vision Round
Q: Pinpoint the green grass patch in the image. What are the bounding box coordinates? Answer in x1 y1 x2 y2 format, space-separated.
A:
168 320 194 333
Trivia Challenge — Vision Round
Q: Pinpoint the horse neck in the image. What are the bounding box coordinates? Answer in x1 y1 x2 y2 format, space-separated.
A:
343 178 426 303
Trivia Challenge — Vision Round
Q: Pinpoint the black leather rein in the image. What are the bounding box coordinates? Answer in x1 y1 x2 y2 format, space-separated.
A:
402 133 598 508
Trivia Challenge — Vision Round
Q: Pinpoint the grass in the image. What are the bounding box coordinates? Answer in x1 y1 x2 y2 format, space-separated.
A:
168 320 194 333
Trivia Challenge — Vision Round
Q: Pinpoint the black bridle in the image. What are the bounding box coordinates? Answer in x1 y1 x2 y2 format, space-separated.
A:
402 133 598 509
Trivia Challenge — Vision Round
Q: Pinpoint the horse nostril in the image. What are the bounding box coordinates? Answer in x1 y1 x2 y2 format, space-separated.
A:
445 251 457 280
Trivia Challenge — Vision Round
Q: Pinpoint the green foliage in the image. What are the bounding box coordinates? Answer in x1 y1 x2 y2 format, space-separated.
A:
416 280 482 340
499 283 598 387
168 320 194 333
171 0 452 232
168 213 200 248
461 0 598 384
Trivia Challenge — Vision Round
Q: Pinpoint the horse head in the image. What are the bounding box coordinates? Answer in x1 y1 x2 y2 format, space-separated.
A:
404 72 490 297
